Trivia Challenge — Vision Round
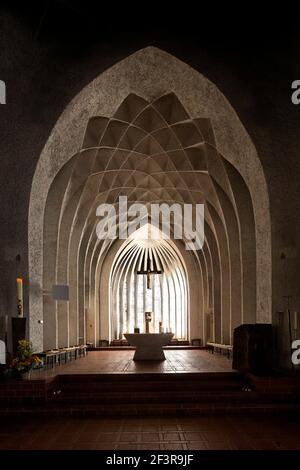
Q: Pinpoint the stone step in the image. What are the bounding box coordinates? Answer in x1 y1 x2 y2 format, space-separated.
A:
52 389 300 404
1 371 299 418
57 380 244 393
4 387 297 406
57 372 243 387
1 401 300 417
53 390 256 402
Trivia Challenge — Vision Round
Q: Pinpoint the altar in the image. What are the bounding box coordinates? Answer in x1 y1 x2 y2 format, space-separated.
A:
124 333 174 361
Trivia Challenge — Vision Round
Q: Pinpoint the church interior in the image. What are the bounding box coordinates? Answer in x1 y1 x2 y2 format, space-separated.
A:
0 3 300 452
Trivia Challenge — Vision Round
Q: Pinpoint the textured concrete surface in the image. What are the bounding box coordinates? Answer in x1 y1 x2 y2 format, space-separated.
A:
29 49 271 351
0 9 299 367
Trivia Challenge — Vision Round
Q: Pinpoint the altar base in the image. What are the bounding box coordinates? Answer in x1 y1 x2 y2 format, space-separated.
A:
125 333 173 361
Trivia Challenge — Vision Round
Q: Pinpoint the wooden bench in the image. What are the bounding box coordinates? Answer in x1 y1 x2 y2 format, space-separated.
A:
207 342 233 358
38 350 60 368
38 345 88 369
78 344 87 357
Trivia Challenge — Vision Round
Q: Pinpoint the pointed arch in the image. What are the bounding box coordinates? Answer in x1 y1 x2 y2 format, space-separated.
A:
29 47 271 351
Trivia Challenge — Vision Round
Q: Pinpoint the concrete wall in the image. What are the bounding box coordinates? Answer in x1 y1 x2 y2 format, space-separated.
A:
0 7 299 367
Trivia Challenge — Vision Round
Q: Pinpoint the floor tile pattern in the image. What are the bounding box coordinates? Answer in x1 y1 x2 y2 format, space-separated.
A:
0 415 300 450
30 349 233 380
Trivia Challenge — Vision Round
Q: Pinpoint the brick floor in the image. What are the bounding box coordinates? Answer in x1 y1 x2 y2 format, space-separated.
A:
0 414 300 450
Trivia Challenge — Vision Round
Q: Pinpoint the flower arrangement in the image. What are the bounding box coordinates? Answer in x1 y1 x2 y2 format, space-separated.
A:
9 340 42 376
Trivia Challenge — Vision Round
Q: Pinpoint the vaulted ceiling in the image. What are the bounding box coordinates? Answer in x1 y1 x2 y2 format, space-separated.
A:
43 92 257 349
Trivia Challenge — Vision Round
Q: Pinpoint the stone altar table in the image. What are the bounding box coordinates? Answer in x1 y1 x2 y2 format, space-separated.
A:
124 333 174 361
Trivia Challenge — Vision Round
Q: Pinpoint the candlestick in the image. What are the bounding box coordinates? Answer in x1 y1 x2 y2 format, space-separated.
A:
16 277 23 317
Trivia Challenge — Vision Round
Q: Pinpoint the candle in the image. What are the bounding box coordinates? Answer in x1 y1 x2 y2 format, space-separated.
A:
16 278 23 317
294 311 298 331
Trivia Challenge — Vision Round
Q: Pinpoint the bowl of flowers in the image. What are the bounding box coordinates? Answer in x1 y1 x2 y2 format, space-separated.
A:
8 340 42 378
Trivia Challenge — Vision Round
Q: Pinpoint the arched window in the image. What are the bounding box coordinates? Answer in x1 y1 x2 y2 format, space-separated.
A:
110 224 188 340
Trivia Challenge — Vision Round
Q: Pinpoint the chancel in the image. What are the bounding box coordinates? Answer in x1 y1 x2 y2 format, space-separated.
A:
110 223 188 342
1 9 300 451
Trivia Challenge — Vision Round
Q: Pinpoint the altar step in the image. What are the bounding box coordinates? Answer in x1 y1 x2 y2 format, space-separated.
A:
56 371 244 393
50 372 299 409
53 375 247 405
2 402 300 418
1 371 300 416
109 339 191 347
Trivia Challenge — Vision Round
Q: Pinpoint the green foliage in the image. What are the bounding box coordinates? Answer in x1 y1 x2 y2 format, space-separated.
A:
9 340 42 375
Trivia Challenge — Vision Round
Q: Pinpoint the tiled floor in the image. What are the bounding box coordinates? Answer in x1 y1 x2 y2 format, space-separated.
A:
30 349 233 380
0 415 300 450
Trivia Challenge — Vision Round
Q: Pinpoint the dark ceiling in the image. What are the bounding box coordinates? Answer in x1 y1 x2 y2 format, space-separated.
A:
1 1 299 51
